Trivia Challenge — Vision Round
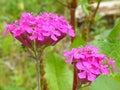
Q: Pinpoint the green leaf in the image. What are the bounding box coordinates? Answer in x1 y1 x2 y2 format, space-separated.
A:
95 30 111 40
70 36 85 48
79 0 90 15
107 18 120 40
44 52 73 90
90 75 120 90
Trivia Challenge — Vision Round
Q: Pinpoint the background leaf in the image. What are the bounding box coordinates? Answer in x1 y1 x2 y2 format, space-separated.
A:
44 52 73 90
70 36 85 48
90 75 120 90
79 0 90 15
3 86 27 90
107 18 120 41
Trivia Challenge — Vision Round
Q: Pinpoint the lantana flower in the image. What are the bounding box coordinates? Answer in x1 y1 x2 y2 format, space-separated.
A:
3 12 75 49
64 45 118 84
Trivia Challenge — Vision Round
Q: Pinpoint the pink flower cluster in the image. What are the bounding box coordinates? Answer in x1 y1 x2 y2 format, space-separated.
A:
4 12 75 48
64 45 118 84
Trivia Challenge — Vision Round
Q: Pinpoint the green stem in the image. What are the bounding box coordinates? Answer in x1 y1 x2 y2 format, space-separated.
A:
37 59 41 90
86 0 102 41
36 53 42 90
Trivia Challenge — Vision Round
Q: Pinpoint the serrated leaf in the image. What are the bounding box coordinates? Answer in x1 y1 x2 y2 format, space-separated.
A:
90 75 120 90
70 36 85 48
44 52 73 90
107 18 120 40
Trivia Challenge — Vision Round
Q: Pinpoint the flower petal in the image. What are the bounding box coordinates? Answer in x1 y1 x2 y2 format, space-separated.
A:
64 51 71 56
87 72 96 81
102 68 110 74
76 62 85 70
112 65 118 72
53 31 61 36
74 53 84 59
83 61 91 67
65 56 73 63
68 29 75 37
78 71 86 79
51 35 58 41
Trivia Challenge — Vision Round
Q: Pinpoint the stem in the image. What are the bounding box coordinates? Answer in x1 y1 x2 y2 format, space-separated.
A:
36 53 42 90
37 59 41 90
92 0 102 18
88 0 102 30
84 0 102 41
72 63 78 90
70 0 77 42
69 0 78 90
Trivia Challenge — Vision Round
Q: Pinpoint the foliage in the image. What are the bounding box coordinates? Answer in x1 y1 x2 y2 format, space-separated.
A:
44 51 73 90
0 0 64 22
107 18 120 41
79 0 90 15
70 36 85 48
90 75 120 90
0 0 120 90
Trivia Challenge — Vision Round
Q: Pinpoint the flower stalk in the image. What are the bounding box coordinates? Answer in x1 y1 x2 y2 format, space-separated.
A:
36 53 42 90
72 63 78 90
36 58 41 90
69 0 78 90
70 0 77 42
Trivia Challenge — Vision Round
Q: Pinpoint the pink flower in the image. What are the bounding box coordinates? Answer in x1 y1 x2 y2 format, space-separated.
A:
3 12 75 48
64 45 118 84
76 62 97 81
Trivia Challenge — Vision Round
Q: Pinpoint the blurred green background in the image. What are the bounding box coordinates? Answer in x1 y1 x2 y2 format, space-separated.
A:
0 0 120 90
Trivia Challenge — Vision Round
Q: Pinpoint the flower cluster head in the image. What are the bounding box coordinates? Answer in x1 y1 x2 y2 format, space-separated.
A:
4 12 75 49
64 45 118 84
